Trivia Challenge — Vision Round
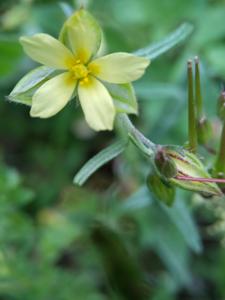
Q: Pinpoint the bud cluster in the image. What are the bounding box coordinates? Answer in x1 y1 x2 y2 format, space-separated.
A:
153 146 222 197
146 59 225 202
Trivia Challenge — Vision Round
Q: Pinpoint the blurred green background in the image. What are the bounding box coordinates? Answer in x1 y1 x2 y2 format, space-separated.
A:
1 0 225 299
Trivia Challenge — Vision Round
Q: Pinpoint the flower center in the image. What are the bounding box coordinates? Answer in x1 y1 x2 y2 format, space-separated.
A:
72 63 89 79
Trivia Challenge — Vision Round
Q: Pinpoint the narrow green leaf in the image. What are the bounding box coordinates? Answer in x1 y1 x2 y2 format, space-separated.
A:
74 139 128 186
120 186 153 212
121 186 202 254
134 23 193 60
154 221 192 285
160 194 202 254
105 82 138 114
7 66 56 106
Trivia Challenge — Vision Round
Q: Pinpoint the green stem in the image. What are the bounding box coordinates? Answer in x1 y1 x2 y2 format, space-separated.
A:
215 121 225 175
116 114 156 157
187 60 198 153
194 56 203 119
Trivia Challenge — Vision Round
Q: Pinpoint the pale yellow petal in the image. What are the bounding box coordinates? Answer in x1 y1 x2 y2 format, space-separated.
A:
89 52 150 84
20 34 74 69
31 72 76 118
78 77 115 131
64 9 102 63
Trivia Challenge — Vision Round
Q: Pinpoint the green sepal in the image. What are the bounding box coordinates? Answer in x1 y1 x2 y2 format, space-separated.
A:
154 146 178 179
164 147 222 197
105 82 138 115
7 66 57 106
147 173 175 206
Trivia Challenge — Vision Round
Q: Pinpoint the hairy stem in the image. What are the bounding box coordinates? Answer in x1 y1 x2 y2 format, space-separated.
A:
116 114 156 157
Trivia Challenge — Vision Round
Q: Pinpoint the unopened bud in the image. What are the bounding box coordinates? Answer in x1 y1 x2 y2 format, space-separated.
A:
155 147 221 196
197 116 212 145
217 91 225 120
147 173 175 206
154 146 177 179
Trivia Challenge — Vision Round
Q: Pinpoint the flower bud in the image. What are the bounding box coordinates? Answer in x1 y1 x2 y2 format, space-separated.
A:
217 91 225 120
146 173 175 206
154 146 177 179
155 146 222 197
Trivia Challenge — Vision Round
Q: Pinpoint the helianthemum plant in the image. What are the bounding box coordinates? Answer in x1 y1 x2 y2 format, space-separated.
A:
10 9 150 131
10 7 224 202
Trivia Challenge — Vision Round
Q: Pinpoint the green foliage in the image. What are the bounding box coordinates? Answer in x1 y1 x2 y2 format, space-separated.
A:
134 23 193 60
147 174 176 206
106 82 138 114
91 221 152 300
74 139 128 185
0 35 23 78
1 0 225 299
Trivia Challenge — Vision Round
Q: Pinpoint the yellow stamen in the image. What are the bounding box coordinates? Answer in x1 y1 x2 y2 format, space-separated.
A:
71 63 89 79
88 62 100 76
80 76 90 85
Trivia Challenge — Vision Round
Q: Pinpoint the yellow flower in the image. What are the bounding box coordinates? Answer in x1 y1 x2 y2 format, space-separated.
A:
19 9 150 131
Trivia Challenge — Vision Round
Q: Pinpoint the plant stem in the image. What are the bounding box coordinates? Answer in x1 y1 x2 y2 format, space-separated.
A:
194 56 203 119
187 60 198 152
116 114 156 157
214 121 225 176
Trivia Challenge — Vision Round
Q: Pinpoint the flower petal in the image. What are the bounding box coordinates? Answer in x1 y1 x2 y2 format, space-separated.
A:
89 53 150 84
59 9 102 63
20 34 74 69
78 77 115 131
31 72 76 118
